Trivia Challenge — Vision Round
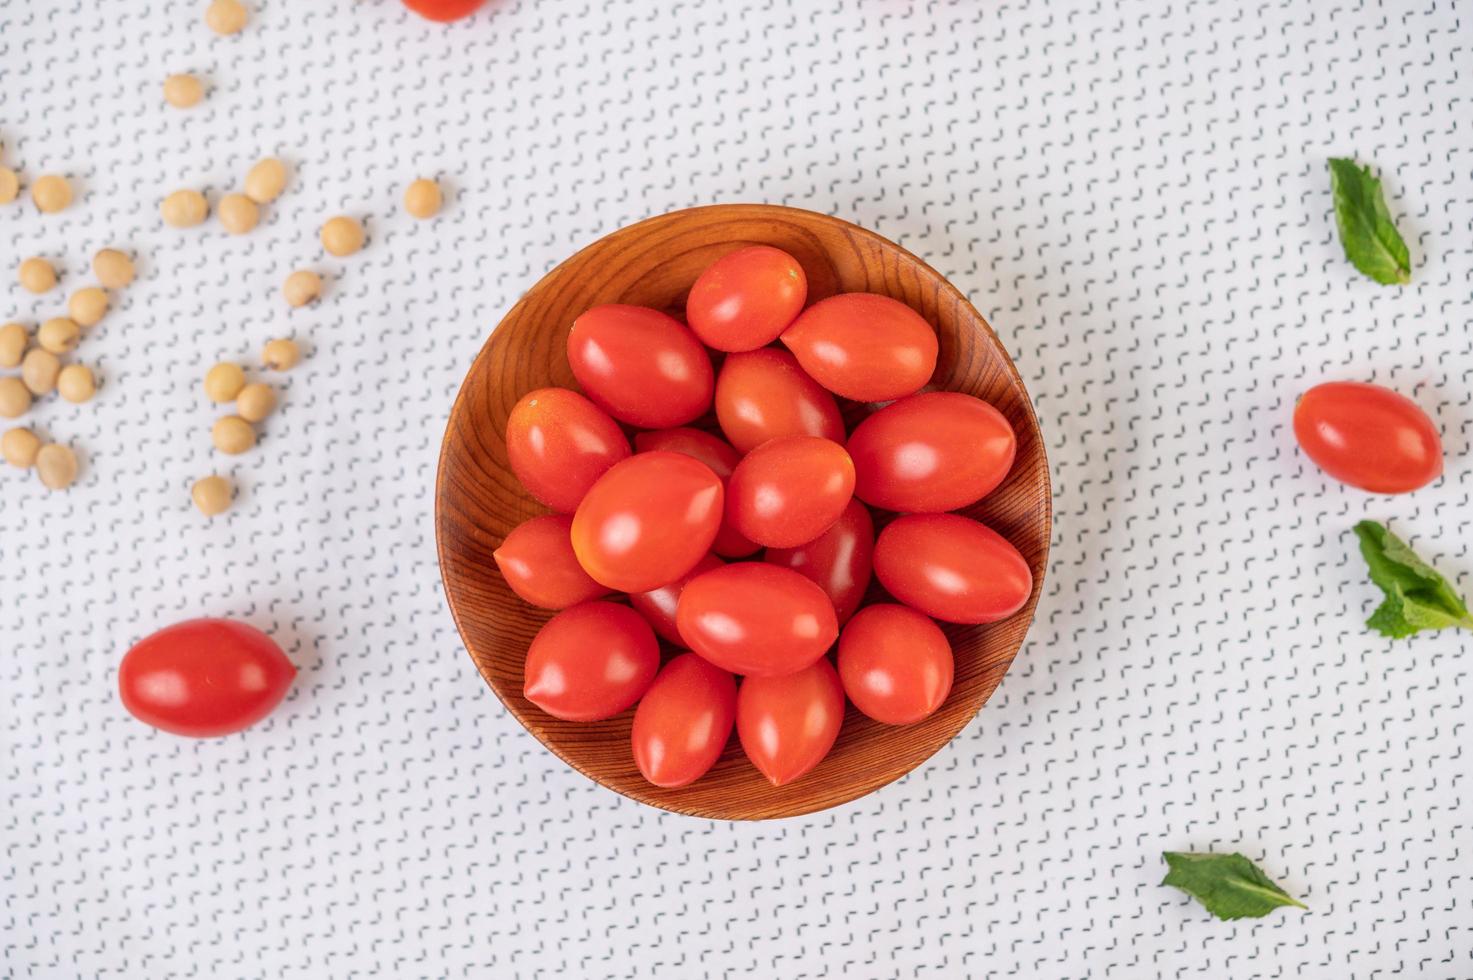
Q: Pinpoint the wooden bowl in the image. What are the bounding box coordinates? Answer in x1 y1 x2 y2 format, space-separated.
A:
436 204 1051 820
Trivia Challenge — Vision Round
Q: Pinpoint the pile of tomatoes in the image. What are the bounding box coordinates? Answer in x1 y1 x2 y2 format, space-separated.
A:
494 245 1032 789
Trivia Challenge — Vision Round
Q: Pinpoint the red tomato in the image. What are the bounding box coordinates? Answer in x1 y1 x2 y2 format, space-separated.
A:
629 552 724 645
522 602 659 721
1293 381 1443 494
631 653 737 787
567 305 713 428
714 348 846 454
571 451 724 591
780 292 938 401
119 619 295 738
676 563 838 677
633 427 739 477
401 0 486 20
505 388 630 513
847 391 1016 512
725 435 855 548
736 658 845 786
493 514 611 609
685 245 808 352
632 427 761 557
837 604 953 725
765 498 874 624
873 514 1032 624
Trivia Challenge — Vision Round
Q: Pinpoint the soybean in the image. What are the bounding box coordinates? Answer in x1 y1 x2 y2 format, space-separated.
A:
262 338 301 370
282 271 321 308
21 348 60 396
320 216 364 257
404 178 442 219
0 377 31 419
211 415 256 455
68 288 108 328
204 362 246 402
205 0 248 35
161 189 209 228
164 73 206 108
37 317 80 354
35 443 78 490
1 427 40 468
244 158 287 204
31 175 71 214
18 257 57 294
191 475 233 516
0 322 28 368
57 364 96 404
236 382 276 422
93 249 136 289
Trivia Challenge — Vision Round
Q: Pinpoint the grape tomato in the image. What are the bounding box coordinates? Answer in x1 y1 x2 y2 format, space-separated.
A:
873 514 1032 624
494 514 611 610
571 452 724 592
631 653 738 787
685 245 808 352
714 347 846 454
1292 381 1442 494
401 0 487 20
522 602 659 721
736 658 845 787
629 552 724 645
780 292 938 402
725 435 855 548
765 497 874 624
837 604 953 725
119 618 295 738
506 388 630 513
567 304 713 428
633 427 761 556
633 427 740 479
676 562 838 677
847 391 1016 512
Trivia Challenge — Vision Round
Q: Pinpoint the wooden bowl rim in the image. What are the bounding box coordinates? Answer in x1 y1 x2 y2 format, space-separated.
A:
436 202 1052 820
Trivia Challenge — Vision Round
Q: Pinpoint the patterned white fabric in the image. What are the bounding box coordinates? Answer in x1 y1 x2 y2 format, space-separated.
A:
2 1 1470 976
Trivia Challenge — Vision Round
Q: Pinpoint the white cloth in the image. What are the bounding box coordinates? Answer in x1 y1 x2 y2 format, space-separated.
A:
2 1 1469 977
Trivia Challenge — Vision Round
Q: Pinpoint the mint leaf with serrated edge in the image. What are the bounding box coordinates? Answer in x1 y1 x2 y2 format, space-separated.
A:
1354 520 1473 639
1162 852 1306 921
1329 158 1411 285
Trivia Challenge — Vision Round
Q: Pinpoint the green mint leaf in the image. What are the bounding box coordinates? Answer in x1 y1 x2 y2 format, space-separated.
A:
1162 852 1307 921
1329 158 1411 285
1353 521 1473 639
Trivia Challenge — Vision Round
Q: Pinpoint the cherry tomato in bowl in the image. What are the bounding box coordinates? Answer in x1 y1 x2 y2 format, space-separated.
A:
736 658 845 787
523 602 659 721
1292 381 1442 494
837 604 953 725
567 304 713 428
685 245 808 352
714 348 846 454
725 435 855 548
873 514 1032 624
765 497 874 624
847 391 1016 512
780 292 938 402
505 388 630 513
571 451 725 592
676 562 838 677
632 427 761 557
493 514 611 609
629 552 724 645
632 653 738 787
401 0 486 21
119 618 295 738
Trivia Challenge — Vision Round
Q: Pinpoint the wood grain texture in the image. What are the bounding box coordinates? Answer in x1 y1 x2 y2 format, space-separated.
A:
436 204 1052 820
